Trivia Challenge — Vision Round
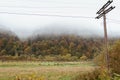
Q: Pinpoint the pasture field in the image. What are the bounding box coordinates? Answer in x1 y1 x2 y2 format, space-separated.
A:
0 61 96 80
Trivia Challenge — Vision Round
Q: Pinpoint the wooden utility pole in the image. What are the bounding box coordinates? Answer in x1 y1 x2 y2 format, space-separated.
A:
95 0 115 72
103 12 109 70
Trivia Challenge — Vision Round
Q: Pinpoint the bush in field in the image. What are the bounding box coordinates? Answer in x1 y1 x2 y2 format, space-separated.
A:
43 54 78 61
94 50 106 66
109 41 120 74
15 73 45 80
61 54 72 61
0 49 6 56
80 55 88 61
15 68 120 80
73 68 120 80
44 55 56 61
70 56 78 61
73 70 100 80
94 40 120 74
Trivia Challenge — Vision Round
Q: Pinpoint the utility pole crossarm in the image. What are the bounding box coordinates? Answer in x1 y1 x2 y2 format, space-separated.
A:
96 6 115 19
96 0 113 14
104 6 115 14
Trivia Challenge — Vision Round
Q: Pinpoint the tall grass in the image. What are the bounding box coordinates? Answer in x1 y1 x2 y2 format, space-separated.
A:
0 61 95 80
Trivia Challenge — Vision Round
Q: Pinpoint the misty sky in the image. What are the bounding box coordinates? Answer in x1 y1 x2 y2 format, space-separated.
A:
0 0 120 38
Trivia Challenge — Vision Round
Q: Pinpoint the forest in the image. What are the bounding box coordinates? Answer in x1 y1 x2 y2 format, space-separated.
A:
0 30 105 61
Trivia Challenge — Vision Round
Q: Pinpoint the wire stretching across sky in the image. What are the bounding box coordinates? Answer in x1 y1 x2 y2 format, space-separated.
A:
0 12 120 23
0 0 96 6
0 0 97 19
0 5 95 19
0 11 95 19
106 18 120 24
0 6 93 9
0 2 120 23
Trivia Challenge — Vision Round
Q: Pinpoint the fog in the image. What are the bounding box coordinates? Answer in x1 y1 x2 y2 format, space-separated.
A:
1 22 120 39
0 0 120 39
33 23 103 37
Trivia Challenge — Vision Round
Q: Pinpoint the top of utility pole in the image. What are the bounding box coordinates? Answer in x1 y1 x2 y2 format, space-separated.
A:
96 6 115 19
96 0 113 14
95 0 115 19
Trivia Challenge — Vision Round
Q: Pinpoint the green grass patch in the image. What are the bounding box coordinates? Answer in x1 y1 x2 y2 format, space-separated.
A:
0 61 95 67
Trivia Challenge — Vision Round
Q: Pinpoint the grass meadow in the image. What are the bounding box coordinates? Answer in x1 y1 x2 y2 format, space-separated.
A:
0 61 96 80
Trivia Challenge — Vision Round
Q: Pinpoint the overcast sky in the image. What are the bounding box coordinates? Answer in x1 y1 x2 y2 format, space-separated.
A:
0 0 120 38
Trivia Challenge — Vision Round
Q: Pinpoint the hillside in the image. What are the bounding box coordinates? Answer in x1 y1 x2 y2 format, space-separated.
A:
0 29 106 60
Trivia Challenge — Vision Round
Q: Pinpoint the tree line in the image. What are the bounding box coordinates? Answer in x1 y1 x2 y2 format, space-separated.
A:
0 31 111 61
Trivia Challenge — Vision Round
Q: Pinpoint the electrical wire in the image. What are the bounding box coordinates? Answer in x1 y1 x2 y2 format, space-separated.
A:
0 11 95 19
0 6 90 9
107 21 120 24
0 0 95 5
107 18 120 22
107 18 120 24
0 11 119 22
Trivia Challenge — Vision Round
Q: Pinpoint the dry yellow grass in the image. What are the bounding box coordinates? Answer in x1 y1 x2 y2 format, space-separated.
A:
0 66 94 74
0 61 96 80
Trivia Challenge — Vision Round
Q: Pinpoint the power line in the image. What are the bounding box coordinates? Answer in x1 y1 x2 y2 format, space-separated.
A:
107 18 120 22
0 0 95 5
0 6 90 9
107 18 120 24
0 11 118 22
107 21 120 24
0 11 94 19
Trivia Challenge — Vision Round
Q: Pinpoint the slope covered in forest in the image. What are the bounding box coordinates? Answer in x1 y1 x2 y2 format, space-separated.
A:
0 29 116 61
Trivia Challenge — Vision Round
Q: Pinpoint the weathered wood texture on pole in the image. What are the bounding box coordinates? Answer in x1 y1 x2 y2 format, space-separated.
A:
103 12 109 71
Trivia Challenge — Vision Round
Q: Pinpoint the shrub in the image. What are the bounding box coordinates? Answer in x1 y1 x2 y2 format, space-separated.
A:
94 40 120 74
15 73 45 80
73 68 120 80
93 50 106 66
44 55 56 61
80 55 88 61
109 41 120 74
